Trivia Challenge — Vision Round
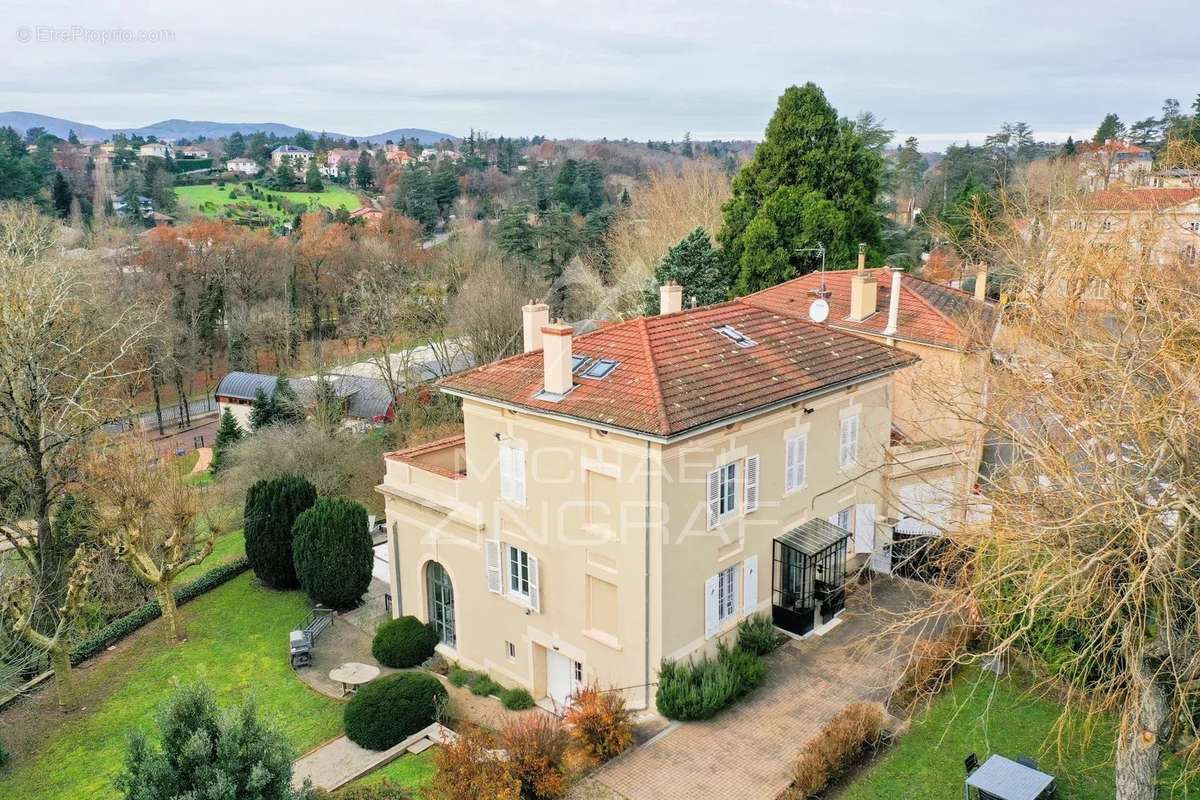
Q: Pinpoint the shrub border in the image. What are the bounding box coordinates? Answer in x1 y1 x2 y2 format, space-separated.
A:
69 557 250 665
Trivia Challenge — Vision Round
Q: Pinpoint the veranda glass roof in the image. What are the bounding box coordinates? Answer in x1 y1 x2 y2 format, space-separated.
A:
776 518 850 555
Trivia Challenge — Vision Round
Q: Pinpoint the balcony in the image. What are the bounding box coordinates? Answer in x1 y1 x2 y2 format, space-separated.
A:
380 434 481 527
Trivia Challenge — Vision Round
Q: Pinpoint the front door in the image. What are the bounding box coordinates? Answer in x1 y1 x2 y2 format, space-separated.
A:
546 650 578 709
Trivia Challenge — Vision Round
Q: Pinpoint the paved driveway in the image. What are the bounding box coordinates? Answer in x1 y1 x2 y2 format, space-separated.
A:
572 576 934 800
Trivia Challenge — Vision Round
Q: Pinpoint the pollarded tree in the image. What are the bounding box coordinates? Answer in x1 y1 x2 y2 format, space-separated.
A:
243 474 317 589
292 497 372 610
84 440 217 642
717 82 884 294
642 227 728 314
116 682 312 800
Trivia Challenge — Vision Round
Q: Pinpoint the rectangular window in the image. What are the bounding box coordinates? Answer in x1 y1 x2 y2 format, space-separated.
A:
506 641 517 660
839 415 859 468
835 507 853 532
717 565 737 625
573 660 583 685
718 462 738 517
785 434 807 492
508 545 531 599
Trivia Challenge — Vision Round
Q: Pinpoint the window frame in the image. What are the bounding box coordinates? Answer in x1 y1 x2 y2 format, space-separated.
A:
839 415 860 469
785 433 807 493
718 462 738 519
507 544 531 600
716 565 737 626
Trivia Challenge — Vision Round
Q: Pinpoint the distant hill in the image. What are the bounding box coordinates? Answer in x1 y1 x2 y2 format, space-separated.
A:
0 112 456 145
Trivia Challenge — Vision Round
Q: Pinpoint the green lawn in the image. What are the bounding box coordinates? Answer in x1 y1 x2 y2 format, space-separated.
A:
176 183 362 224
844 666 1194 800
343 749 438 794
175 528 245 584
0 574 343 800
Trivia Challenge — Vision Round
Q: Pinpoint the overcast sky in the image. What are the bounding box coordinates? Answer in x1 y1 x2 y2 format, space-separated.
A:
2 0 1196 150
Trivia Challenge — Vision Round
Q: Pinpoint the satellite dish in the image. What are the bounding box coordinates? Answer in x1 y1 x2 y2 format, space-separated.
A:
809 298 829 323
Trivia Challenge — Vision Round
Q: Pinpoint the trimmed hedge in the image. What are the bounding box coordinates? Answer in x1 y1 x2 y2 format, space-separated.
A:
371 616 438 668
292 497 373 610
344 672 447 751
655 642 766 721
244 474 316 589
69 557 249 665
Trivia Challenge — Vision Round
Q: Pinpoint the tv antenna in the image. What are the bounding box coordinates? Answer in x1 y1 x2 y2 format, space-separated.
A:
795 243 829 323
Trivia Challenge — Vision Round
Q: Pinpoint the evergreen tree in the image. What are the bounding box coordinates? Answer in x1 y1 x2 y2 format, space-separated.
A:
432 166 459 216
51 172 72 219
643 228 729 313
1062 136 1077 157
225 131 245 158
210 408 243 473
354 150 374 190
496 204 538 264
1092 113 1126 144
681 132 694 158
248 387 275 431
717 82 884 294
304 157 323 192
116 683 309 800
243 474 316 588
292 497 373 610
396 166 438 232
271 376 305 426
273 157 296 189
293 130 315 150
67 129 79 145
619 187 632 207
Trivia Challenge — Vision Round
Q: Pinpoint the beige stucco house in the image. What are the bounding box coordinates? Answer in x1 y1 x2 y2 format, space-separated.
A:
379 270 952 711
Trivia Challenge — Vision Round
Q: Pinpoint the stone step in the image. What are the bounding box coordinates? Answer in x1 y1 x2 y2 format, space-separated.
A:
406 737 436 754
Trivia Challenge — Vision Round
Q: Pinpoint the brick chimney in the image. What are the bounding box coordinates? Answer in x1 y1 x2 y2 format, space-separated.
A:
883 267 903 338
542 321 574 395
973 266 988 301
659 281 682 315
522 300 550 353
849 244 878 321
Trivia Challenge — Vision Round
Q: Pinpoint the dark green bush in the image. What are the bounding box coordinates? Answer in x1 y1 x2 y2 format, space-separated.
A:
371 616 438 668
501 687 535 710
470 676 502 697
344 672 447 751
655 642 766 721
737 614 782 656
70 558 249 665
292 497 372 610
0 736 9 770
244 474 317 588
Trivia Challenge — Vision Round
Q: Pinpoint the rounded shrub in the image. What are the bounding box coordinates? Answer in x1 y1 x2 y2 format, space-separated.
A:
243 474 317 589
371 616 438 668
344 672 447 751
501 687 535 710
292 497 373 610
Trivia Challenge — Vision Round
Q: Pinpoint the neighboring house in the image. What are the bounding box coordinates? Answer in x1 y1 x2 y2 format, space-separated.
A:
270 144 313 170
176 145 208 158
322 148 362 177
385 145 414 166
419 147 461 163
742 254 999 549
1079 139 1154 190
138 141 172 159
378 283 918 711
1151 168 1200 189
349 206 384 225
1051 187 1200 274
214 371 397 431
225 157 261 176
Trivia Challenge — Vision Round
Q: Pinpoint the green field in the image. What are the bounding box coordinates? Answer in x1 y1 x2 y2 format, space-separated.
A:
176 183 363 225
843 666 1194 800
0 572 343 800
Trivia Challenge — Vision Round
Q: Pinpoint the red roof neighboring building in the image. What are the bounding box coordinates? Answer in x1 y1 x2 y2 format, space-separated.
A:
441 299 919 439
1078 187 1200 212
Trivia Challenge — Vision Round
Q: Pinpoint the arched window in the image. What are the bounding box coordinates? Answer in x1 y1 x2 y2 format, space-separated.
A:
426 562 456 647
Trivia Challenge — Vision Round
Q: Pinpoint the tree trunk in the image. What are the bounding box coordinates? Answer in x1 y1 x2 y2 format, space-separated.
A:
1115 663 1170 800
156 584 183 642
48 644 76 712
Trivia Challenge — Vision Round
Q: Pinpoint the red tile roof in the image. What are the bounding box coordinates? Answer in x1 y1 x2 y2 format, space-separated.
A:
1078 188 1200 212
441 300 918 438
742 268 998 350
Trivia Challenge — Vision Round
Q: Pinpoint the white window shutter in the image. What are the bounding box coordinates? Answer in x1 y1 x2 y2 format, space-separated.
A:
796 435 807 487
485 539 502 593
704 574 719 639
854 503 876 555
499 445 513 501
784 439 796 492
840 416 859 466
744 455 759 513
513 447 527 506
706 469 720 529
743 555 758 613
527 554 540 612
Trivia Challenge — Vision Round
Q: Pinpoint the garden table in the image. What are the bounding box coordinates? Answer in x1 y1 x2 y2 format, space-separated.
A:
329 662 379 697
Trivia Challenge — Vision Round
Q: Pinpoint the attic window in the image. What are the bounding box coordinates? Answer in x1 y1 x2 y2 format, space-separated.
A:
581 359 619 379
715 325 757 348
571 355 591 373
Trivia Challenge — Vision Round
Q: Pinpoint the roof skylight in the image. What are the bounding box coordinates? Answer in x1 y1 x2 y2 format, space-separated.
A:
571 355 591 373
581 358 619 379
715 325 757 348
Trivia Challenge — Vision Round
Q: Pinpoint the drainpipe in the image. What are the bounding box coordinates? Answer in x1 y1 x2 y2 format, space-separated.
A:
644 439 652 710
